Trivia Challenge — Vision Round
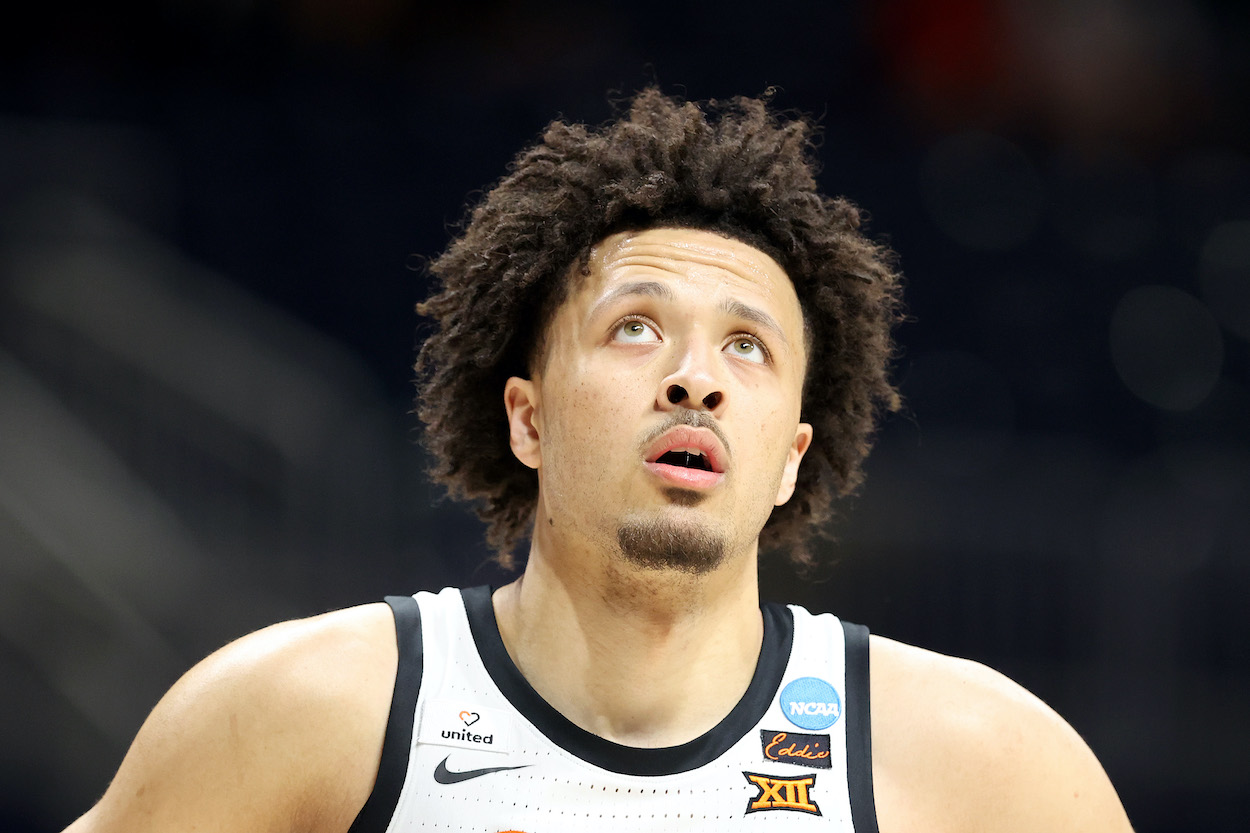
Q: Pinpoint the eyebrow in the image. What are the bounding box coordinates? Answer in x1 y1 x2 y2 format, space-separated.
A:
720 298 789 348
593 280 674 309
591 280 791 349
586 280 674 324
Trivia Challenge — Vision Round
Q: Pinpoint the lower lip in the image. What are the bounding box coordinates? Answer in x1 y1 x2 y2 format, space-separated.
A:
644 462 724 489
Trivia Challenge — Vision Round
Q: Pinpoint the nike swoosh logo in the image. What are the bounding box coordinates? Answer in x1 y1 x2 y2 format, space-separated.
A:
433 755 531 784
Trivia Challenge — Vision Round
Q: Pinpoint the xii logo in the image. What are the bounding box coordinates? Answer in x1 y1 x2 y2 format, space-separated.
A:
742 771 822 815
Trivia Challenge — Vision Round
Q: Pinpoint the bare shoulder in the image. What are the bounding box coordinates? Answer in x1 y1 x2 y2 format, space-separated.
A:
64 602 399 833
868 635 1133 833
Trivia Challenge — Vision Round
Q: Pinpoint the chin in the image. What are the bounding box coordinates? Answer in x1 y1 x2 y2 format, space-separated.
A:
615 513 728 575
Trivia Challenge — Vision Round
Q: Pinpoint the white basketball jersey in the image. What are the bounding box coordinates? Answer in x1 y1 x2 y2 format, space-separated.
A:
348 586 878 833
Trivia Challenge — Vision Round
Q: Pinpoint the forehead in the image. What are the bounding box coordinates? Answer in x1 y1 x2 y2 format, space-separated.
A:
574 227 802 318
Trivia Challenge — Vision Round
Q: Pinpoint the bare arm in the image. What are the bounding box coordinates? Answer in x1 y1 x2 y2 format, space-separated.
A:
870 635 1134 833
62 603 397 833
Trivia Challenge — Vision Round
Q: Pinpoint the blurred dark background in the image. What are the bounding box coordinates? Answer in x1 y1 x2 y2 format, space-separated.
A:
2 1 1248 831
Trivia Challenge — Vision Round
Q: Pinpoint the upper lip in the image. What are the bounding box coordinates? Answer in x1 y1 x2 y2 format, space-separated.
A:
644 426 727 474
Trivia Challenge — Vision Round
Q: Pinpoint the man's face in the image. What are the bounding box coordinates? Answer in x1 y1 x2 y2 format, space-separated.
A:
505 227 813 573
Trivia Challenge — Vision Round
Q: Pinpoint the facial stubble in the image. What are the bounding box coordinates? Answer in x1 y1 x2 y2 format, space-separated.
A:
615 493 728 575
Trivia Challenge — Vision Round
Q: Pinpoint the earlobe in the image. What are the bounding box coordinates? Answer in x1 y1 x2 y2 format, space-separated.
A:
774 423 813 506
504 377 542 470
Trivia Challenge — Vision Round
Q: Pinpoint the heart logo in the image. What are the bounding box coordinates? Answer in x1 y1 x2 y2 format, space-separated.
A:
458 710 480 727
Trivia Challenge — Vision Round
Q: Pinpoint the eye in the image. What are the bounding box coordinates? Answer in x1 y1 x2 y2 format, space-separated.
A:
724 335 767 364
613 317 660 344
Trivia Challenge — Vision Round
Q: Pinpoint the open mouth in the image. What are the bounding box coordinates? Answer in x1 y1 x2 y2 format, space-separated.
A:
642 427 726 490
655 450 714 472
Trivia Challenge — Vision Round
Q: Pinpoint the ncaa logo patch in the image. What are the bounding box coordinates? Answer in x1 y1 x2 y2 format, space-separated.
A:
779 677 842 731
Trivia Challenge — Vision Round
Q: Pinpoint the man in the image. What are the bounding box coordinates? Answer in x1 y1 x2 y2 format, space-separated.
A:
64 89 1134 832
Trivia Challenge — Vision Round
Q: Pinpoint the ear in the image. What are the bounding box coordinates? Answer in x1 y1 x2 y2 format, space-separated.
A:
774 422 813 506
505 376 542 470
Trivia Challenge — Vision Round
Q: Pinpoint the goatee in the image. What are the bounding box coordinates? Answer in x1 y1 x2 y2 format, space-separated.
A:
616 516 727 575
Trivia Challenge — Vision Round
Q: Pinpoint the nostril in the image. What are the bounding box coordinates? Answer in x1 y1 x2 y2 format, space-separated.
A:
702 391 722 410
667 384 687 404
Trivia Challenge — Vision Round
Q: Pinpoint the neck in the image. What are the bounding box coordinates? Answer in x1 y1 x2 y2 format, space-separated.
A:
492 530 764 747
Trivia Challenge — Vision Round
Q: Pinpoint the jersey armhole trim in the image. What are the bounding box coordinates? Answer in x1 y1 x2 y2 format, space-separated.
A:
842 620 880 833
347 595 424 833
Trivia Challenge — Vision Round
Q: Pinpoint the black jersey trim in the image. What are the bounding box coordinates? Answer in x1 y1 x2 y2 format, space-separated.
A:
347 595 424 833
460 584 794 776
841 619 880 833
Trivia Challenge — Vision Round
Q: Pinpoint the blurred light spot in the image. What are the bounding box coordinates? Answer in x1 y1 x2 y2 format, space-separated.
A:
901 350 1016 478
1199 221 1250 340
1008 0 1217 155
1051 150 1157 261
869 0 1010 129
1110 285 1222 410
920 131 1043 251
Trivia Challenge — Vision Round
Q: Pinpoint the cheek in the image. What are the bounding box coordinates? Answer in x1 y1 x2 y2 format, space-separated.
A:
753 403 804 477
542 373 633 471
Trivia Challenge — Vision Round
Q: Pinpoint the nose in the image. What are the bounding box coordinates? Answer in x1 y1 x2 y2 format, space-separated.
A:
658 340 726 414
666 383 722 411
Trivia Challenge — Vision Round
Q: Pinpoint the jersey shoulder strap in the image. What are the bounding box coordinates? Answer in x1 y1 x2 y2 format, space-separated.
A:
347 594 423 833
840 619 878 833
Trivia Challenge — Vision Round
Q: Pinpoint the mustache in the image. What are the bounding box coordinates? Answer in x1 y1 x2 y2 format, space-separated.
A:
638 408 731 459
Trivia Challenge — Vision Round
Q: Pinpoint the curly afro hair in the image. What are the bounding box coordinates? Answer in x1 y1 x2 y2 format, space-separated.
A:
415 87 903 571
